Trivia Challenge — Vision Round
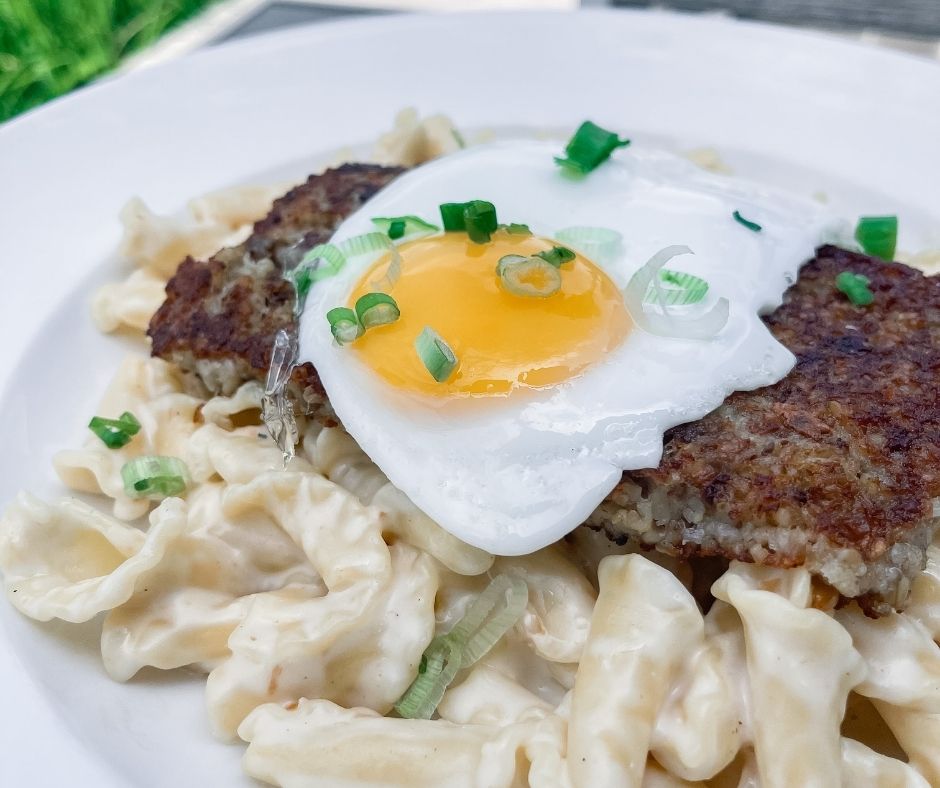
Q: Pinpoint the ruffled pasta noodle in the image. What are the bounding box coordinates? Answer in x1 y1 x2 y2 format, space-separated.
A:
3 117 940 787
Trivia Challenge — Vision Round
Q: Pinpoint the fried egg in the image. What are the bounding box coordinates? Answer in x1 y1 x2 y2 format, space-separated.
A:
297 140 837 554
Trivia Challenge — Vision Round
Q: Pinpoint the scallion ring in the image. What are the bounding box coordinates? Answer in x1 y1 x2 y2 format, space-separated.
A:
88 411 141 449
497 255 562 298
555 226 622 263
367 246 402 293
337 231 393 259
502 223 532 235
371 215 440 241
354 292 400 329
647 269 710 306
414 326 458 382
624 245 729 340
121 455 189 500
534 245 575 268
296 243 346 282
326 307 363 345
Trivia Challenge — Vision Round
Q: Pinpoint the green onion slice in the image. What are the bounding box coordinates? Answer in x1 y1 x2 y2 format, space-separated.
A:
439 200 498 243
732 210 762 232
555 226 622 263
296 243 346 282
367 247 402 293
292 268 314 310
451 128 467 149
337 232 392 259
534 245 576 268
121 455 189 500
854 216 897 260
326 307 363 345
88 411 141 449
414 326 458 382
835 271 874 306
355 292 400 329
463 200 498 243
497 255 562 298
394 575 528 719
393 637 461 720
291 233 397 314
502 223 532 235
439 202 468 231
445 574 529 666
554 120 630 174
371 215 440 241
624 245 729 339
646 269 710 306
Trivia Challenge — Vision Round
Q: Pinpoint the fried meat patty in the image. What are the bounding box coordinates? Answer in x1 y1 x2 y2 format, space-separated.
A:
148 163 404 416
148 165 940 611
589 246 940 612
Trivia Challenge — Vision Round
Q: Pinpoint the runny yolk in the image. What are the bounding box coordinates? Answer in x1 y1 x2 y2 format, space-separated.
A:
348 230 632 396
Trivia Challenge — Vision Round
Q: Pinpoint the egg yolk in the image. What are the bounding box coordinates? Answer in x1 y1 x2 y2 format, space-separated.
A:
348 230 631 396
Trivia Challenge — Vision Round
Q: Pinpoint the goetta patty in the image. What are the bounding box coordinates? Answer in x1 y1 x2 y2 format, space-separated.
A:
148 165 940 612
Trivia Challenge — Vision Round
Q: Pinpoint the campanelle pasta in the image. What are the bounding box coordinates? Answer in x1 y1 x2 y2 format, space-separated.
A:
2 116 940 787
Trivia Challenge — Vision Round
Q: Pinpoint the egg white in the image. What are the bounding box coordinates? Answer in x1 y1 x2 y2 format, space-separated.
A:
298 141 838 554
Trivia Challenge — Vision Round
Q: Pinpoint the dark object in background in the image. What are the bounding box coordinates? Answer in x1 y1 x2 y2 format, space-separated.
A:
598 0 940 37
215 2 382 43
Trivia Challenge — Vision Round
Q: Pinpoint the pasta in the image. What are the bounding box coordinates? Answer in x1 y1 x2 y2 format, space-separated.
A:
3 114 940 787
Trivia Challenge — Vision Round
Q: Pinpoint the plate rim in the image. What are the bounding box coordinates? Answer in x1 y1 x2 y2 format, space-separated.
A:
1 9 939 785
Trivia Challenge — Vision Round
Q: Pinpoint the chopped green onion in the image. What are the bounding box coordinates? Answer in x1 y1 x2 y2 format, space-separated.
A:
121 456 189 500
439 202 468 231
88 411 141 449
354 292 400 329
534 245 576 268
855 216 897 260
438 200 499 243
496 254 528 278
337 232 392 259
497 255 562 298
394 575 528 719
463 200 498 243
291 233 396 314
646 269 710 306
414 326 458 382
296 243 346 282
624 245 730 340
554 120 630 174
555 226 622 263
732 210 762 232
326 307 363 344
292 268 313 306
451 128 467 149
835 271 874 306
367 247 402 293
371 215 440 241
502 223 532 235
393 637 460 720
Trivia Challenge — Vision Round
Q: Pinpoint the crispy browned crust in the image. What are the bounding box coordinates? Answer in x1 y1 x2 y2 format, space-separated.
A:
147 163 404 405
590 246 940 610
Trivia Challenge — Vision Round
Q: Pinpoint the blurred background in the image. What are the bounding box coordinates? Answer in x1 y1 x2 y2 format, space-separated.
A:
2 0 939 124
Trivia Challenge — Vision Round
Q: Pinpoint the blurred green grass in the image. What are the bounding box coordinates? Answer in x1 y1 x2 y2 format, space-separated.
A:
0 0 219 123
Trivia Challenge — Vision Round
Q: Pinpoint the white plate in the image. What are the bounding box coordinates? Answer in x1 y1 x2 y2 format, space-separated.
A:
0 9 939 786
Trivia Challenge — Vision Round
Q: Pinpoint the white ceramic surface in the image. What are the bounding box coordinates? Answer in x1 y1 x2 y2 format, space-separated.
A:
0 9 938 786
